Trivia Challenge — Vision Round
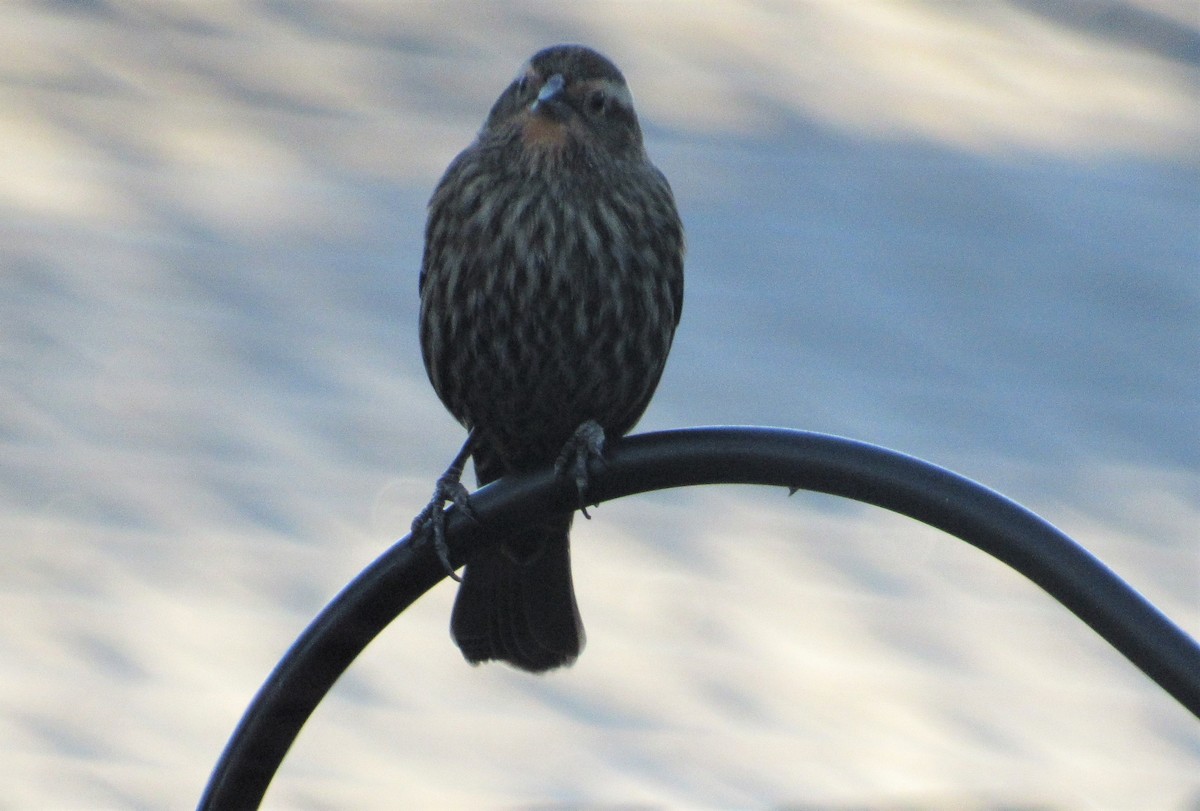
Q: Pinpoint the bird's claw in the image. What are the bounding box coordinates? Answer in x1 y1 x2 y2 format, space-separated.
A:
554 419 607 519
412 474 477 582
413 435 480 581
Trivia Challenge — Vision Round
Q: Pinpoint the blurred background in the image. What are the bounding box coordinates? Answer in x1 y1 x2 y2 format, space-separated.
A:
2 0 1197 807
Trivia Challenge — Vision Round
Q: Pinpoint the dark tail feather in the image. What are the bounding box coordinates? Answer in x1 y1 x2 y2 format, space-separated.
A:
450 515 584 672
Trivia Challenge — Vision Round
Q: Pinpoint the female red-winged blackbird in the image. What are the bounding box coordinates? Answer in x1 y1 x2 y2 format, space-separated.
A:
417 44 684 672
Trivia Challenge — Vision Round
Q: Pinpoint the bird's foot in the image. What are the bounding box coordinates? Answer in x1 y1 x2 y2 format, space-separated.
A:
554 419 607 519
412 434 479 581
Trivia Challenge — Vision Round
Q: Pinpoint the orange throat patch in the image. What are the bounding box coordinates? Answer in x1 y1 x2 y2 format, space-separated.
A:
521 112 569 151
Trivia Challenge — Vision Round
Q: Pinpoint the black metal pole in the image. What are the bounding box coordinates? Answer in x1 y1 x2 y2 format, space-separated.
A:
199 426 1200 809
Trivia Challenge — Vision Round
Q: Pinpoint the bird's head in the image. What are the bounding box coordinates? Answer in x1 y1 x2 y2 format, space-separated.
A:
482 44 647 162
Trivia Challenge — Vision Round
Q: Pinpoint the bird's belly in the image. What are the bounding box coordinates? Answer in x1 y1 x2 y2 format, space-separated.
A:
435 266 672 468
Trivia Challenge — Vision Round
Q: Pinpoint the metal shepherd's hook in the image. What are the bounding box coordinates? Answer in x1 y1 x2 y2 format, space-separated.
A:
200 426 1200 809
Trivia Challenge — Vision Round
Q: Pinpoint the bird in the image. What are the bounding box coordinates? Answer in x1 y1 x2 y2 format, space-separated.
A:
415 44 684 672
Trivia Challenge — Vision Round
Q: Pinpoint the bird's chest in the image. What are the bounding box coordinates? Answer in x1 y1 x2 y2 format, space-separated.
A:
466 195 636 357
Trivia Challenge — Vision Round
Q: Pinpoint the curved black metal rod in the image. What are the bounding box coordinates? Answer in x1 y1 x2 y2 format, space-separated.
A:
199 426 1200 809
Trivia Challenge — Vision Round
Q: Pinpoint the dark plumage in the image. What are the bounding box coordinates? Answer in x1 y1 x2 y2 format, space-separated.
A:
418 44 684 672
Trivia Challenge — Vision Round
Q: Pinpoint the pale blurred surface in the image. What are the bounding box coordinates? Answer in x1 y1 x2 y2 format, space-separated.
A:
2 1 1198 807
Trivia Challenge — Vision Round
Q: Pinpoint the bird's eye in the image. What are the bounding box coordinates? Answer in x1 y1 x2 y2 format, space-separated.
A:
516 75 530 94
586 89 608 115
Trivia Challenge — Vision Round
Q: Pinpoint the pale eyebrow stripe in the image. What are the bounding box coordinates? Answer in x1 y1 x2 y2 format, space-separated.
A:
581 77 634 108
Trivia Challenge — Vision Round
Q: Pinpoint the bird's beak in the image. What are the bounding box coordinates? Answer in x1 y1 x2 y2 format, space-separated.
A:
531 73 565 112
